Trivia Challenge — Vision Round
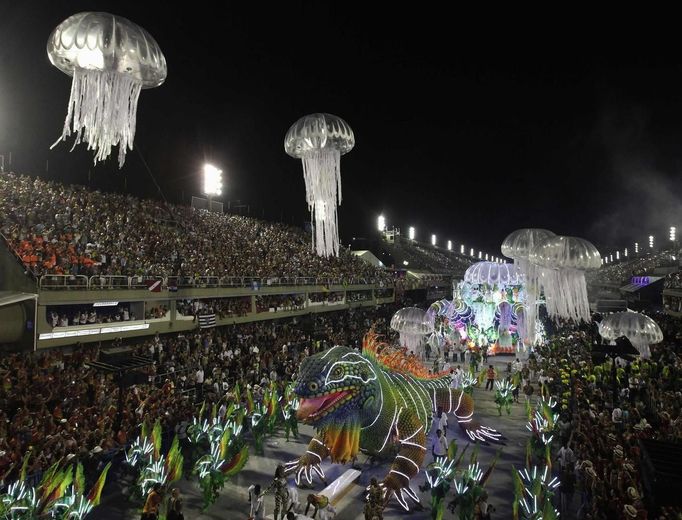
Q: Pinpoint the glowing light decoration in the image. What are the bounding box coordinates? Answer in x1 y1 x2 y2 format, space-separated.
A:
598 310 663 359
635 242 639 253
285 113 355 257
625 248 628 257
671 227 676 241
378 215 386 232
432 234 437 246
649 235 654 248
48 12 167 167
461 244 465 254
409 226 415 240
512 465 560 519
447 240 452 251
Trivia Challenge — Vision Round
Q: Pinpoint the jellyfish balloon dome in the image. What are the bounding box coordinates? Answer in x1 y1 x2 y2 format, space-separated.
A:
47 12 167 167
285 113 355 257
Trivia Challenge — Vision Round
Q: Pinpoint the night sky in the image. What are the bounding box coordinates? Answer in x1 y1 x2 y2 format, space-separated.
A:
2 4 682 257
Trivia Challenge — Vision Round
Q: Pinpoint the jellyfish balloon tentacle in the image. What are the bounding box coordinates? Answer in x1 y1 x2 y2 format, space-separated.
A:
47 12 167 167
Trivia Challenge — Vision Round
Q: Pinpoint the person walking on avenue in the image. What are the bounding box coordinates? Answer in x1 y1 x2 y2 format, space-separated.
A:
262 464 289 520
167 488 184 520
432 429 448 460
141 483 163 520
364 477 384 520
485 365 496 391
248 484 265 520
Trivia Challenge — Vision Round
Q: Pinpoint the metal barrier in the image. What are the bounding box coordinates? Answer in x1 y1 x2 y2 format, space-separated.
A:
39 274 88 289
128 276 165 290
89 275 129 289
40 274 393 291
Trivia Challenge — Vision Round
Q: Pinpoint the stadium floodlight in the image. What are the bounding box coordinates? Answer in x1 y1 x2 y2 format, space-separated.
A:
649 235 654 249
203 164 223 196
460 244 465 254
670 227 676 241
408 226 415 240
431 234 436 246
635 242 639 253
378 215 386 232
447 240 452 251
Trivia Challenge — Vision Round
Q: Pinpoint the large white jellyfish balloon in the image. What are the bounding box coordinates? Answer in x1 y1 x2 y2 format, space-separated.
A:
530 235 601 323
501 229 555 344
598 311 663 359
284 113 355 257
390 307 434 358
47 12 167 167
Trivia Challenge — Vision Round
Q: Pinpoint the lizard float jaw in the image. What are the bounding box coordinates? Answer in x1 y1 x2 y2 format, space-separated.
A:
296 389 356 423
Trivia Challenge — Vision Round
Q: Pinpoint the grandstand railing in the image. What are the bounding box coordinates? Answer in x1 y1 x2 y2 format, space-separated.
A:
40 274 388 290
39 274 89 289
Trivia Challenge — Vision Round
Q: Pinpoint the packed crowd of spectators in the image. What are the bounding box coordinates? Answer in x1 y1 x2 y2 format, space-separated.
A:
255 295 305 313
0 305 397 484
145 305 169 320
392 239 472 275
346 290 373 302
0 173 393 285
47 305 136 328
532 314 682 519
176 297 251 319
308 291 344 304
589 251 678 286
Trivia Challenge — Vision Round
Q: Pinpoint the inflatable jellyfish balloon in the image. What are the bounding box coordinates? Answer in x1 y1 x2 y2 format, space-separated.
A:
530 235 601 323
598 311 663 359
501 229 555 344
390 307 434 358
285 113 355 257
47 12 167 167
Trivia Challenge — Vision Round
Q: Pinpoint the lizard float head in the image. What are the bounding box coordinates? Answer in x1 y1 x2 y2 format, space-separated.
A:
295 346 378 427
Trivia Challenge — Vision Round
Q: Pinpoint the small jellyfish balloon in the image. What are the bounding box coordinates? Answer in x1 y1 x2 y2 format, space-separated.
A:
598 311 663 359
390 307 434 358
285 113 355 257
47 12 167 167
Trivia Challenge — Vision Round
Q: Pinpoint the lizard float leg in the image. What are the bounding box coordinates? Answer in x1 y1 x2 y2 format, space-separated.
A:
434 388 502 443
379 407 426 510
285 435 330 486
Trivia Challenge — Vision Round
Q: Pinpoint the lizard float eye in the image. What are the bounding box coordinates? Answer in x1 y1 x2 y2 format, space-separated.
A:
308 381 319 392
332 367 343 378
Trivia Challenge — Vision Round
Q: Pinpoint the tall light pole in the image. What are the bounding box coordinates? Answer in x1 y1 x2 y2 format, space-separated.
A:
203 164 223 211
